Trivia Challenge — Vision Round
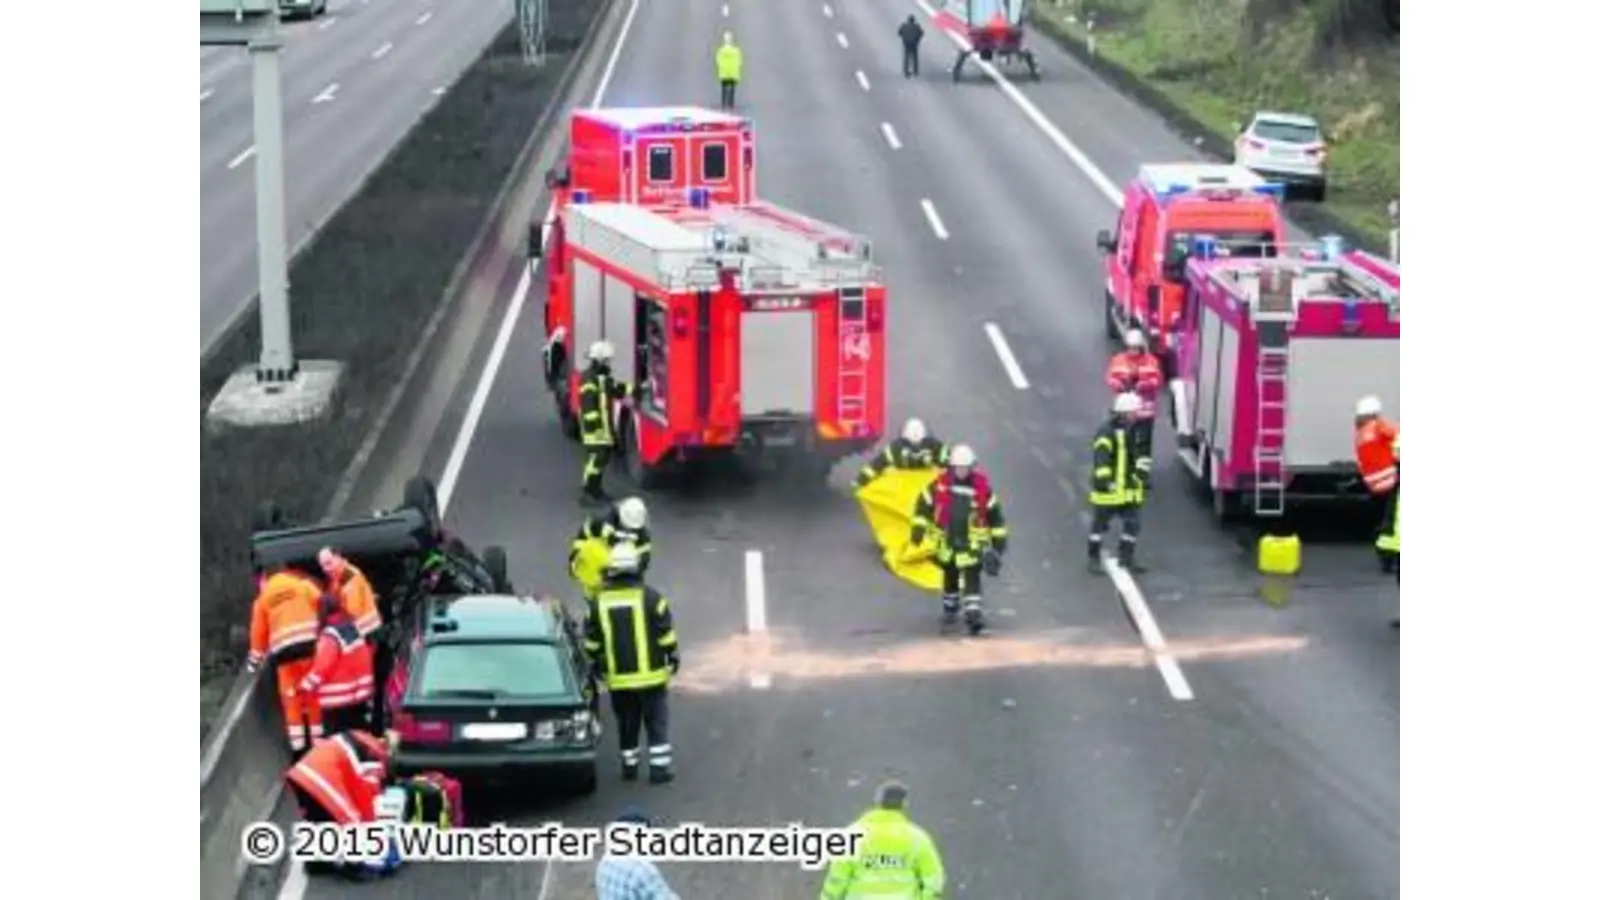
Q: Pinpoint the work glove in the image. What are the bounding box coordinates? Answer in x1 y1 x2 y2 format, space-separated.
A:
909 525 926 546
982 547 1003 577
667 653 681 675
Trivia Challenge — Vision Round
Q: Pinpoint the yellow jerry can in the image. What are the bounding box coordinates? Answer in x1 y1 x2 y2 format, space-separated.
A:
1257 533 1302 576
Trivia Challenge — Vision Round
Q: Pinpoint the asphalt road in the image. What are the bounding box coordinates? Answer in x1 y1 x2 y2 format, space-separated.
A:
199 0 512 355
297 0 1399 897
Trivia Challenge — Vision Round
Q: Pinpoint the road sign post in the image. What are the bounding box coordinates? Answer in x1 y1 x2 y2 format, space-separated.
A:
517 0 548 66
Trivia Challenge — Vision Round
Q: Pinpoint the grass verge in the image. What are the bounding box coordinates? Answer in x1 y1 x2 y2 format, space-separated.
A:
200 2 602 735
1030 0 1398 247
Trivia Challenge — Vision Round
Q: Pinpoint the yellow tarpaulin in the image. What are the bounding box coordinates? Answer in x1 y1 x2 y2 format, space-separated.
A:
855 467 943 593
570 536 610 599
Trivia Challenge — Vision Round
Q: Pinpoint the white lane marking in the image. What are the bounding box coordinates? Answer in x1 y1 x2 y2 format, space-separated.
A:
311 82 340 104
855 70 870 91
823 3 833 17
432 86 447 95
880 122 902 150
226 146 256 169
318 15 338 29
721 3 729 16
416 11 433 25
200 88 214 103
536 861 556 900
983 322 1030 390
913 0 1123 205
919 198 948 240
836 32 849 48
372 41 393 59
1104 559 1195 701
745 550 771 690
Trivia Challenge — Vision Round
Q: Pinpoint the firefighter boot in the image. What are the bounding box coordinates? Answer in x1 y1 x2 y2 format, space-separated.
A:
649 766 674 785
1087 539 1106 574
621 749 640 781
1117 538 1147 574
962 596 986 635
940 595 959 626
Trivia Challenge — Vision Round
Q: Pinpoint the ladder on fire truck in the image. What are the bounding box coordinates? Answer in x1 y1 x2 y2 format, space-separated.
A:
1252 266 1294 518
837 287 870 433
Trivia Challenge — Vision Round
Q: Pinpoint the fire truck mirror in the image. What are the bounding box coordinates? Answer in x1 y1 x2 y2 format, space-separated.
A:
1095 229 1115 253
544 166 569 190
527 222 543 260
1162 245 1190 281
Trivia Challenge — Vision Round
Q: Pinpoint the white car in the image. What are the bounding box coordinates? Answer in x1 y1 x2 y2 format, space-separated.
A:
1232 111 1328 203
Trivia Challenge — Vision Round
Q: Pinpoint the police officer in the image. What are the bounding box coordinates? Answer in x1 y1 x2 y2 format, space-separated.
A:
715 31 743 110
910 444 1009 635
583 543 680 784
819 780 946 900
578 340 632 504
897 14 925 78
853 418 949 490
1087 393 1153 574
571 496 654 598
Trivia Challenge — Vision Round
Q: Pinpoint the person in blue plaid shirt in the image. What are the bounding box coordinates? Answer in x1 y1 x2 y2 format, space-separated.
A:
596 808 681 900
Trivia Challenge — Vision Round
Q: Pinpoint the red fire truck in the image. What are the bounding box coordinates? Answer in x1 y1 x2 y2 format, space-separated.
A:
533 191 887 487
542 106 756 214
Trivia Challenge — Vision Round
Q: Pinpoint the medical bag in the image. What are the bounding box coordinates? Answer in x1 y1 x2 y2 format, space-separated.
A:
402 771 465 828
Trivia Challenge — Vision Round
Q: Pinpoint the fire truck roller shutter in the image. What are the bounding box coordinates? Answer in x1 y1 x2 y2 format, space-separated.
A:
573 259 602 371
601 273 636 386
740 303 817 419
1285 338 1400 468
1196 306 1237 462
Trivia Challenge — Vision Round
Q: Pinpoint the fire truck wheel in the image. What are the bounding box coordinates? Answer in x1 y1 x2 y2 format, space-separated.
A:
1104 291 1120 341
620 415 668 490
403 475 443 539
483 545 511 593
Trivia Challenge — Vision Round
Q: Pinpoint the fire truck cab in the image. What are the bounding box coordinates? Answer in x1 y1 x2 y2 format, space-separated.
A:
533 190 887 487
543 106 755 212
1096 163 1288 373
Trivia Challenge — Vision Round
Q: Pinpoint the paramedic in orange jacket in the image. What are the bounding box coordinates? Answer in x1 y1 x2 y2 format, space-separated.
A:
319 548 382 639
300 594 377 736
285 730 394 877
1106 329 1163 457
1353 395 1400 579
248 563 326 755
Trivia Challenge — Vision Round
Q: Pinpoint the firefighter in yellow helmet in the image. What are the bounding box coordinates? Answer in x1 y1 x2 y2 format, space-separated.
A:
819 780 946 900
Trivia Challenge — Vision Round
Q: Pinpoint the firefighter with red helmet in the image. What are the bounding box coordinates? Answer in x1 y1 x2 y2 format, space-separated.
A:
909 444 1009 635
1105 329 1163 456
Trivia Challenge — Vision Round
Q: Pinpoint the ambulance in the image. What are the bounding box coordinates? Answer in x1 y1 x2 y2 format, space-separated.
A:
1096 163 1289 373
533 190 888 487
1169 237 1400 522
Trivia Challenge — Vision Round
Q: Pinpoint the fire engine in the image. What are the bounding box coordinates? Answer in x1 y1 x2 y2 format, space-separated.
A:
533 190 887 487
1096 164 1288 373
1170 238 1400 522
541 106 755 214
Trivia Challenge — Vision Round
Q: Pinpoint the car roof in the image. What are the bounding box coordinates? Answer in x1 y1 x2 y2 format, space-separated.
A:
422 594 565 643
1251 111 1321 129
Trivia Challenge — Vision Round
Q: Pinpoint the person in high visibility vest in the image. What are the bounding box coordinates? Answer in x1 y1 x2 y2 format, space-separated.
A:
853 418 950 489
1087 393 1153 575
1104 329 1163 457
819 780 946 900
318 547 382 639
284 730 397 879
578 340 632 505
910 444 1009 635
571 497 654 594
248 562 327 755
715 31 743 110
583 543 680 784
300 593 377 736
1354 395 1400 625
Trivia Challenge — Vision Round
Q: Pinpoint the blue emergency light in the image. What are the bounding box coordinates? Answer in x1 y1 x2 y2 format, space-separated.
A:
1318 234 1345 260
1192 234 1218 260
1253 182 1285 199
571 190 592 205
687 187 712 209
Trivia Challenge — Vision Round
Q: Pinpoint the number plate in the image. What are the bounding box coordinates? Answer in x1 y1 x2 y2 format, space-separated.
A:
461 722 527 741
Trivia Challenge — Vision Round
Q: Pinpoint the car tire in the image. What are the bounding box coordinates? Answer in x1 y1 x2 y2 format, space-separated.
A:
573 762 599 796
483 545 511 593
621 414 670 490
404 476 443 539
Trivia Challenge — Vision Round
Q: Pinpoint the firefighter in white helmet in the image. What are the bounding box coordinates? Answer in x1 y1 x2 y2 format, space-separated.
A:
853 418 952 490
1087 393 1154 574
1104 329 1163 457
577 340 632 504
910 444 1009 635
1353 395 1400 626
571 497 654 599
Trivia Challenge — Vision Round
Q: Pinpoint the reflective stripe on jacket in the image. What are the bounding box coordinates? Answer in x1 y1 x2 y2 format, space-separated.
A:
819 808 946 899
285 732 388 825
855 438 948 486
579 366 628 447
248 570 323 668
331 565 382 638
300 620 375 709
583 582 678 691
1088 420 1149 507
1104 351 1162 418
1355 418 1399 494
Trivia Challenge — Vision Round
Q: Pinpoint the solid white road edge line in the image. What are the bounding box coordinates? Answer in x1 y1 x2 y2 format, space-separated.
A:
372 41 393 59
912 0 1123 206
982 322 1030 390
823 3 833 17
855 70 870 91
312 83 339 104
226 146 256 169
318 15 337 30
880 122 901 150
200 88 214 103
836 32 849 48
416 11 433 25
919 198 948 240
1104 559 1195 701
278 4 645 900
745 550 772 689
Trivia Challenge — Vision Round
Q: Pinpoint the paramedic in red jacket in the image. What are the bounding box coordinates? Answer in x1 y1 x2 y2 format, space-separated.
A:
909 445 1009 635
285 731 394 877
299 594 377 736
1353 395 1400 581
1105 329 1163 456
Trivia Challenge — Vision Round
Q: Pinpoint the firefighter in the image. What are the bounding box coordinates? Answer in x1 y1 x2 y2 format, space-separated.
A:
583 543 680 784
819 780 946 900
909 444 1009 634
715 31 743 110
571 496 654 591
318 547 382 639
285 730 396 878
1105 329 1163 457
300 593 377 736
897 14 925 78
853 418 949 490
1087 393 1153 575
1354 396 1400 614
578 340 633 504
247 562 326 756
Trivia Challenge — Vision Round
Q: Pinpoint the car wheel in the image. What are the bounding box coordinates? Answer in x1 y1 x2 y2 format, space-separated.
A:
1103 290 1120 342
621 414 668 490
404 476 443 538
483 545 511 593
573 762 598 796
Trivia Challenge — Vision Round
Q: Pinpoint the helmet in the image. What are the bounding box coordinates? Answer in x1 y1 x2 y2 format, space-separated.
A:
617 497 648 531
949 444 976 468
1124 330 1147 350
901 418 928 444
606 543 642 575
1355 395 1383 417
1112 392 1141 415
588 340 614 363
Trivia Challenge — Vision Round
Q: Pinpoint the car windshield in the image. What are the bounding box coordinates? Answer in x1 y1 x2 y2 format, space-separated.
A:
417 641 569 698
1167 230 1277 265
1253 119 1320 145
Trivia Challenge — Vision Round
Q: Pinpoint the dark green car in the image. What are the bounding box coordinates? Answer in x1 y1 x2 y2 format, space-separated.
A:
387 593 600 794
